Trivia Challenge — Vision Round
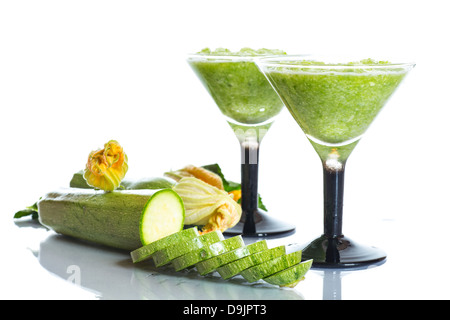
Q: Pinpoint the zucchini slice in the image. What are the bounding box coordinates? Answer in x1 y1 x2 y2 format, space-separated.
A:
263 259 313 288
131 227 199 263
216 245 286 280
152 230 224 267
172 235 245 272
240 250 302 283
139 189 185 246
196 240 268 276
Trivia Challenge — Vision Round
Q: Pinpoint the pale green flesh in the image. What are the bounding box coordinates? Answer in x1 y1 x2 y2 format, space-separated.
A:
152 230 224 267
263 259 313 287
131 227 199 263
196 240 268 276
172 236 244 271
240 250 302 283
139 189 185 246
216 245 286 280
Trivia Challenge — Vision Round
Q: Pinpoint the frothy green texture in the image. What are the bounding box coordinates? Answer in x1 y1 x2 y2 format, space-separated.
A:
197 47 287 57
262 59 409 160
188 48 285 125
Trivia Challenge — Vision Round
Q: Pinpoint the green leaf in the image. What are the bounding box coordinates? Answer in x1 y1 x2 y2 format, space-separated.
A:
14 208 38 219
13 201 39 219
201 163 239 192
258 194 267 212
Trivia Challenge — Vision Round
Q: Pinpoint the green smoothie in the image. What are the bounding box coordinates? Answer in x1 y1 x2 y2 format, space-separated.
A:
187 48 286 125
260 58 411 160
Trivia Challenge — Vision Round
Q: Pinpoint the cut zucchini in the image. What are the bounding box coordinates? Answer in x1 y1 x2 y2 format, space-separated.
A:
121 177 175 190
37 187 184 251
240 250 302 283
263 259 313 288
152 230 224 267
216 245 286 280
69 170 175 190
172 235 244 271
196 240 268 276
131 227 200 263
139 189 185 246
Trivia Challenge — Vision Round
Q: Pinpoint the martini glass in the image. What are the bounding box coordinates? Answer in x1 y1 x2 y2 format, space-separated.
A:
257 55 414 267
187 50 296 236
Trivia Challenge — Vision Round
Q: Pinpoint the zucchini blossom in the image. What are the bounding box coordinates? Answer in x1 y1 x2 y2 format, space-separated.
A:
165 165 224 190
173 177 241 234
83 140 128 191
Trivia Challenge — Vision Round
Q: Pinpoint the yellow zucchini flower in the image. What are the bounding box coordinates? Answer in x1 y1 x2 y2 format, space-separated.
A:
172 177 241 234
83 140 128 191
165 165 224 190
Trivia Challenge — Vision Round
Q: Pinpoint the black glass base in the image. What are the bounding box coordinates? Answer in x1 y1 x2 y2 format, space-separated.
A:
301 234 387 268
224 209 296 237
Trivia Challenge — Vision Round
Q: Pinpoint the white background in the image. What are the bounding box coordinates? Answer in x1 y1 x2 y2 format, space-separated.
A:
1 0 449 299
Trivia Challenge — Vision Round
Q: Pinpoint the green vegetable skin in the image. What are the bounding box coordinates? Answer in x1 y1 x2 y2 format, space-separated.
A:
131 227 200 263
263 259 313 288
152 230 224 267
172 235 244 271
195 240 268 276
240 250 302 283
132 228 313 288
187 48 285 125
38 187 184 251
216 245 286 280
70 170 175 190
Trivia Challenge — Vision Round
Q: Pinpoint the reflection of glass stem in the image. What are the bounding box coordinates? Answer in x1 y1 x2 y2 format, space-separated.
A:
322 270 342 300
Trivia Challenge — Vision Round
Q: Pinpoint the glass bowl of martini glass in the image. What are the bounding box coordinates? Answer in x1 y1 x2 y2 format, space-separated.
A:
257 55 415 267
187 48 296 237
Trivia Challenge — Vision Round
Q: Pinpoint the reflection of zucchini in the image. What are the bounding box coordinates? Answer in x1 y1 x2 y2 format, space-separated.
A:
38 187 184 251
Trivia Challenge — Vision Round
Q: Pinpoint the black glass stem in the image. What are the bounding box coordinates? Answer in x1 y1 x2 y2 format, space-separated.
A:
302 161 387 268
240 141 260 235
323 165 345 240
224 139 296 237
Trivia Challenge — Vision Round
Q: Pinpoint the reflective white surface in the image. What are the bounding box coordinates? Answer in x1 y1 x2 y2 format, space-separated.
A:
3 209 450 300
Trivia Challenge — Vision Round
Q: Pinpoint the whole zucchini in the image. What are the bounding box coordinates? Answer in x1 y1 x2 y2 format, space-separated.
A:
38 187 184 251
69 170 176 190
